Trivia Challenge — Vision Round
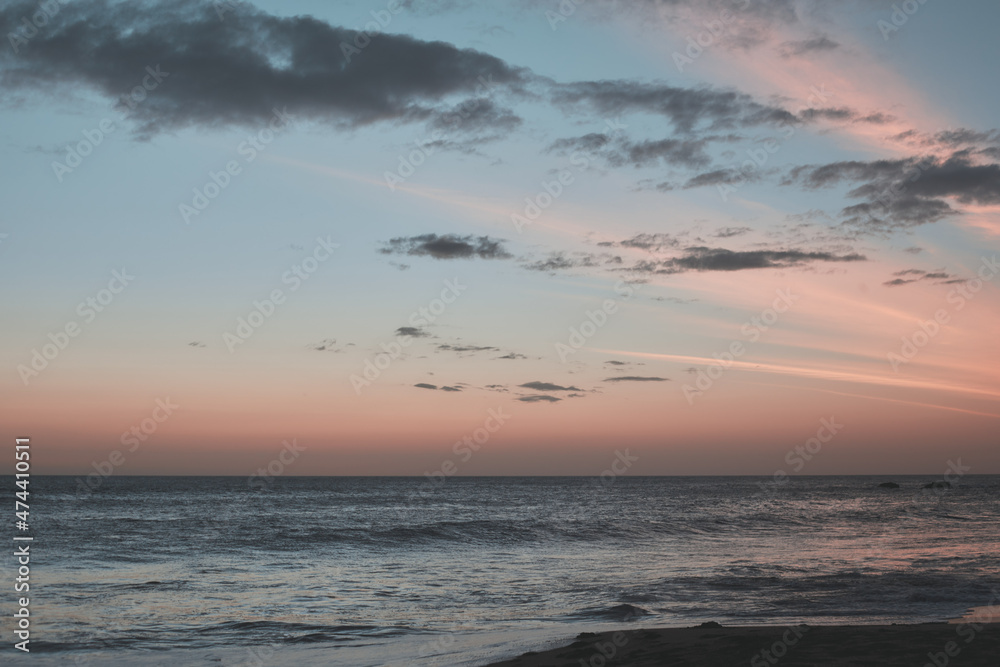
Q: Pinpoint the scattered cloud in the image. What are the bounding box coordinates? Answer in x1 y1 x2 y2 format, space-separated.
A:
778 35 839 58
437 343 500 353
396 327 432 338
549 133 712 169
784 153 1000 232
521 251 622 273
380 234 513 260
883 268 962 287
714 226 752 238
414 382 463 392
308 338 343 352
682 167 766 189
517 395 561 403
519 381 581 391
598 233 679 252
603 376 669 382
623 246 865 274
550 80 798 134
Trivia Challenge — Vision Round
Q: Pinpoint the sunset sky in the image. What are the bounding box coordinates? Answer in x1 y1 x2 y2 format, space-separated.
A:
2 0 999 476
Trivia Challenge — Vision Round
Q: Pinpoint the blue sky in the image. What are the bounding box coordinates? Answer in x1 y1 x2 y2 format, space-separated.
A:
2 0 999 475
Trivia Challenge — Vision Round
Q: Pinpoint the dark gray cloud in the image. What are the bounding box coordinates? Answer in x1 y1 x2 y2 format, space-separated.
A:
381 234 512 260
715 226 751 238
437 343 499 353
517 395 561 403
429 97 522 133
548 133 712 169
624 246 865 274
598 233 678 252
188 341 206 348
548 132 611 153
522 251 621 272
785 153 1000 232
668 247 865 272
519 381 581 392
396 327 432 338
604 376 669 382
797 107 895 125
894 128 1000 154
882 268 961 287
550 80 799 134
496 352 528 360
414 382 463 391
855 112 896 125
798 107 855 122
609 138 712 169
0 0 528 136
308 338 343 352
683 167 764 189
778 35 839 58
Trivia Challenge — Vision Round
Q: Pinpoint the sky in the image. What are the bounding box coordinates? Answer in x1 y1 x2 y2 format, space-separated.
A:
2 0 999 476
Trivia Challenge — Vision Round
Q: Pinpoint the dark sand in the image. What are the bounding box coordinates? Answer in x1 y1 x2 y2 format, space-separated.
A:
487 622 1000 666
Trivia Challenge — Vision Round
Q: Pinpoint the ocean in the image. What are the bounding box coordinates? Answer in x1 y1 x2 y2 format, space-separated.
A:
5 475 999 665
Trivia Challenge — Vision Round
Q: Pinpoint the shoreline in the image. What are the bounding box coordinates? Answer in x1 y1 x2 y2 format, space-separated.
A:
485 621 1000 666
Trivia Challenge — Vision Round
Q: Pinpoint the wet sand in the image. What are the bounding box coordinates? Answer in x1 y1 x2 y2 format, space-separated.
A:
487 622 1000 666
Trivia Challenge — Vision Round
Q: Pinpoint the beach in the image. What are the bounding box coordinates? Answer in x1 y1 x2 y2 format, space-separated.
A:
488 622 1000 667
